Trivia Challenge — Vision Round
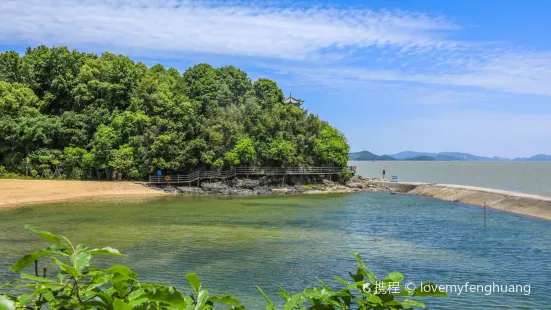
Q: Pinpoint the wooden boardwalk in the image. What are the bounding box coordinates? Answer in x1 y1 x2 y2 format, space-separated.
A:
148 166 356 185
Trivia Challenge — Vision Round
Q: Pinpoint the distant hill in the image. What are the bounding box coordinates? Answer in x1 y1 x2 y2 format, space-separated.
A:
513 154 551 161
407 155 436 161
352 151 551 161
391 151 437 160
434 154 457 161
392 151 510 161
349 151 395 161
438 152 509 161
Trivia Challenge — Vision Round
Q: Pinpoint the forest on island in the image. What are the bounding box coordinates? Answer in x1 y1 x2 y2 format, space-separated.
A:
0 46 349 180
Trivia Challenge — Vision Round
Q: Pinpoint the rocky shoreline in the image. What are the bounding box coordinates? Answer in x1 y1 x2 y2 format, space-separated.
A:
146 176 405 196
147 177 551 220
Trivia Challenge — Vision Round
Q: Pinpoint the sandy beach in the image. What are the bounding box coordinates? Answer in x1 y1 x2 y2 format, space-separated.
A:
0 179 166 209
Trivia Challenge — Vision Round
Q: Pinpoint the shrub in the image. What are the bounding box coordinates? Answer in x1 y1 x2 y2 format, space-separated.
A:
0 226 446 309
0 166 30 179
339 167 354 182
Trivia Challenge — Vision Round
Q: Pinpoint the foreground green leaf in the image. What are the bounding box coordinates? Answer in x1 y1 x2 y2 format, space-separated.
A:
71 252 91 273
87 247 124 256
10 245 68 272
185 273 201 294
20 273 55 283
208 295 240 305
24 225 66 248
113 298 133 310
195 289 209 310
51 257 80 279
146 285 187 308
0 295 15 310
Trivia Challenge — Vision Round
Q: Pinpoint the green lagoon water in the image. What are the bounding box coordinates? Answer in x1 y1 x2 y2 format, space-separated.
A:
351 161 551 197
1 193 550 309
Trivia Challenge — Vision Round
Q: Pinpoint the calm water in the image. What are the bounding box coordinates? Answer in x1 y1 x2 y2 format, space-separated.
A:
350 161 551 197
1 194 550 309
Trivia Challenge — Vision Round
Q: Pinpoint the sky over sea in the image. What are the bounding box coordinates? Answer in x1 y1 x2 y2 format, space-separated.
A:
1 0 550 158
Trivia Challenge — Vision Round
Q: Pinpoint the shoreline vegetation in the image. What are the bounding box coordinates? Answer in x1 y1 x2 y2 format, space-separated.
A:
2 178 551 221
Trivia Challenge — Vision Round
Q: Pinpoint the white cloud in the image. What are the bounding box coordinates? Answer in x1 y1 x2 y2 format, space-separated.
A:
280 49 551 97
0 0 458 60
2 0 551 98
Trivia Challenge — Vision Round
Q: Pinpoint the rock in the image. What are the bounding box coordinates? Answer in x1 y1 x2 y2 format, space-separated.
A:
229 188 255 195
161 185 180 194
322 179 336 187
201 182 232 195
287 175 313 185
254 187 271 195
236 179 260 189
292 185 307 194
270 187 288 194
201 181 227 190
346 182 363 189
177 187 204 195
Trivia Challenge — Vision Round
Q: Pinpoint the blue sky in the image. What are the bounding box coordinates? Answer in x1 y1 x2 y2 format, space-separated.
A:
1 0 551 158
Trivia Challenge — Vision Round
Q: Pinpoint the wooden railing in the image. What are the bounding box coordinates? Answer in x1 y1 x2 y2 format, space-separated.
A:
148 166 355 184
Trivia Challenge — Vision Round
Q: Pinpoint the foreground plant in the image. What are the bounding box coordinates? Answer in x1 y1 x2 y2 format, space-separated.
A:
0 226 446 309
0 225 243 310
257 252 446 309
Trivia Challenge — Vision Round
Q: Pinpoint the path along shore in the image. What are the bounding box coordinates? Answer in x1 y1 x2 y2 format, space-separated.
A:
367 180 551 221
1 178 550 221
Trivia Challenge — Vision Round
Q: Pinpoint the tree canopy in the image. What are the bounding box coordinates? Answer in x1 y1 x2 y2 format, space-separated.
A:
0 46 349 180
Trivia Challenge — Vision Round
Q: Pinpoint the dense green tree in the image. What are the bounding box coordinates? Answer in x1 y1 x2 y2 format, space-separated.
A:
0 81 42 117
216 65 252 106
58 111 90 147
19 46 94 114
0 51 22 83
313 124 350 166
109 145 137 178
90 124 120 178
0 46 349 180
62 147 89 178
253 78 284 108
262 137 297 167
224 136 256 166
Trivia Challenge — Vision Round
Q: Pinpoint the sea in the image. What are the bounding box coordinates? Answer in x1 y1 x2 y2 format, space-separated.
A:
350 160 551 197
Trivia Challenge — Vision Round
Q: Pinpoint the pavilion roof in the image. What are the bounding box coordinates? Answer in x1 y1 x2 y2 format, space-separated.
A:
283 93 304 105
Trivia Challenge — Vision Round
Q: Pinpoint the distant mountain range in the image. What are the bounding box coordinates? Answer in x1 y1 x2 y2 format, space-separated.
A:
349 151 551 162
348 150 395 161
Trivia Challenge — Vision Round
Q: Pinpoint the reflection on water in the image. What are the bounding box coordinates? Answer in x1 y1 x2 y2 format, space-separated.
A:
1 193 550 309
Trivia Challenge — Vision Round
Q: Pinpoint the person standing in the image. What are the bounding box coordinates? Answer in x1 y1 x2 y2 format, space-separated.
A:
382 169 386 180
